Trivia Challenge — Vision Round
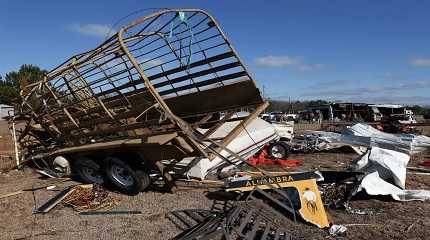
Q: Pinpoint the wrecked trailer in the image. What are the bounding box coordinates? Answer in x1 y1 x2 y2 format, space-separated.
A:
17 9 277 193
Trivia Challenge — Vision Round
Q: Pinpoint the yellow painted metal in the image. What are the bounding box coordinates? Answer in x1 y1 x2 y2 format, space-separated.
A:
227 177 330 228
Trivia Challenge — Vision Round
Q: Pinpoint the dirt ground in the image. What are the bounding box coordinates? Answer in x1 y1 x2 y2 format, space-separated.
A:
0 120 16 170
0 150 429 240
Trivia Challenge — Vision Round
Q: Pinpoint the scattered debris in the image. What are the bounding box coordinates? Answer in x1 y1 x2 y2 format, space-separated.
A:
169 199 299 239
62 184 116 212
0 190 25 200
226 171 330 228
343 202 382 216
0 179 69 200
357 171 430 201
36 168 65 178
303 123 430 154
329 224 347 236
408 166 430 173
247 146 301 167
33 187 76 214
351 147 430 201
420 159 430 168
79 210 142 216
403 219 420 233
343 123 430 154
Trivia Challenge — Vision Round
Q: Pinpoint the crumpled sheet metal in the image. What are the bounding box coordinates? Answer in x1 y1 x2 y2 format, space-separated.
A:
303 130 370 154
305 123 430 155
352 147 430 201
343 123 430 154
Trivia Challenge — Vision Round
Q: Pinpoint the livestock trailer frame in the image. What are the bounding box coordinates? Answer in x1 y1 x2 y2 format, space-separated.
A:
17 9 270 192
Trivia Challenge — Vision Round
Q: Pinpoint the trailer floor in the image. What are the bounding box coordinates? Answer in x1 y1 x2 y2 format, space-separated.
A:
1 151 430 240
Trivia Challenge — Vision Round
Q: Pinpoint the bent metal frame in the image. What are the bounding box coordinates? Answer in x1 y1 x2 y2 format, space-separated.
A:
18 9 269 185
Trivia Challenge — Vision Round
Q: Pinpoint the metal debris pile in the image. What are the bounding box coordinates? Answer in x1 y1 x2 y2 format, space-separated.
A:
62 184 116 212
168 193 299 240
321 183 349 207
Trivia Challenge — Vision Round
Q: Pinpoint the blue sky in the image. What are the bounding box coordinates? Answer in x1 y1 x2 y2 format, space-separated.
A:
1 0 430 105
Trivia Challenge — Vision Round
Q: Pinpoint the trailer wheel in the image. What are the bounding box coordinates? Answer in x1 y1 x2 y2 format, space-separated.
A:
104 156 150 194
74 157 104 184
268 141 291 159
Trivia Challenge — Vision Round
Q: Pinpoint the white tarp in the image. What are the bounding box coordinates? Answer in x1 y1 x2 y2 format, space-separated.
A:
352 147 409 188
351 147 430 201
359 171 430 201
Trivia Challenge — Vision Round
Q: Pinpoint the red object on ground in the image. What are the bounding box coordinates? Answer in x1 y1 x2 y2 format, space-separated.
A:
420 160 430 168
247 146 301 167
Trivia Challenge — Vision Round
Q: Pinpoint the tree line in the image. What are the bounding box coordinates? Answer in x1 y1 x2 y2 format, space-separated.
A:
1 64 429 116
267 99 329 113
0 64 47 105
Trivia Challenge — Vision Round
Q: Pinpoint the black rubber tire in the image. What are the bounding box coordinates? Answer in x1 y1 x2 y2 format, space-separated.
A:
268 141 291 159
73 157 104 184
104 156 150 194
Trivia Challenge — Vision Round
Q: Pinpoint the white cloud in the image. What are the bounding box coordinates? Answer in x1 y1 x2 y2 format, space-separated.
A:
68 23 115 38
410 58 430 67
346 96 430 105
301 81 430 98
296 63 325 72
254 55 299 67
254 55 325 72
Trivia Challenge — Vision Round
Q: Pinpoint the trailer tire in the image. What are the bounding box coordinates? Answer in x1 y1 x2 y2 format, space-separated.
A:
104 156 150 194
74 157 104 184
268 141 291 159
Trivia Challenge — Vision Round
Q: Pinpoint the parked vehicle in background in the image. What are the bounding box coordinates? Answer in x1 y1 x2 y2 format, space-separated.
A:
378 114 419 134
285 114 298 123
389 114 417 124
424 112 430 120
260 113 294 159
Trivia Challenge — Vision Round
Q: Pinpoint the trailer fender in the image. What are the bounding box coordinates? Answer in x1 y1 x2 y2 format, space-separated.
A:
53 156 71 176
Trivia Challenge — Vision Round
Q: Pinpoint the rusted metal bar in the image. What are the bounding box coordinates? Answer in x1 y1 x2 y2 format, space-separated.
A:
201 112 235 140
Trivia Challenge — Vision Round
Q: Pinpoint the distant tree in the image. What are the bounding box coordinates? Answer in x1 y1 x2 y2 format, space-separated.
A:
409 105 428 115
267 100 430 115
0 64 47 104
267 99 329 113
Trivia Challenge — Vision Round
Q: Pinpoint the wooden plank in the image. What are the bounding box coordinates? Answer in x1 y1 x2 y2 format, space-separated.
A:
0 191 24 200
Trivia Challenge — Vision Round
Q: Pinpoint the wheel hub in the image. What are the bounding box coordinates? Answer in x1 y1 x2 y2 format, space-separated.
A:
112 165 134 187
271 146 285 158
82 166 103 184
